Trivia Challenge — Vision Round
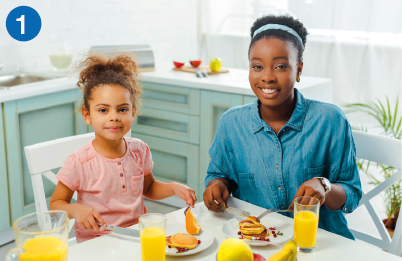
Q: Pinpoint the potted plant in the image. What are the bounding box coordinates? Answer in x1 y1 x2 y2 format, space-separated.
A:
344 97 401 238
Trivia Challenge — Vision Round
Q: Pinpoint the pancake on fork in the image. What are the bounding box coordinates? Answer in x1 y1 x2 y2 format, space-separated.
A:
238 216 270 239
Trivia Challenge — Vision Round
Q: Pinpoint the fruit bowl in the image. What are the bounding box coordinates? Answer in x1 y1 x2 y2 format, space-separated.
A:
190 60 202 67
173 61 185 68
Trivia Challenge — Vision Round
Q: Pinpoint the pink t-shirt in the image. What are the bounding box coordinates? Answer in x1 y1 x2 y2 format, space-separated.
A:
56 137 153 243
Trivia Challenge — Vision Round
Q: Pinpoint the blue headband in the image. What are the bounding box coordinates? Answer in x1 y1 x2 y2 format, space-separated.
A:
253 24 304 49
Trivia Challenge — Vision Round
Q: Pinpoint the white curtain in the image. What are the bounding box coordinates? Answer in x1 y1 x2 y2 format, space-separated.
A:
201 0 401 109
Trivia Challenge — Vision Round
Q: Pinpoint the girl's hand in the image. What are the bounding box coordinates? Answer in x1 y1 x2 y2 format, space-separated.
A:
288 178 326 212
171 182 197 208
71 203 106 231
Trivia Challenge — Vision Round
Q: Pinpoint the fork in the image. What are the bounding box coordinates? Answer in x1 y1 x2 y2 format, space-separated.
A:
184 206 190 216
256 208 289 221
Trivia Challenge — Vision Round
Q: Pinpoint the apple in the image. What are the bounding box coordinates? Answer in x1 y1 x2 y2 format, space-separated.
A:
173 61 185 68
210 57 222 72
253 253 266 261
190 60 202 67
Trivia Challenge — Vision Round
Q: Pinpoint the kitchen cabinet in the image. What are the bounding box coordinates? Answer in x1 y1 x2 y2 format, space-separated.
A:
0 104 11 232
243 94 257 105
198 90 243 198
132 132 199 193
3 89 86 223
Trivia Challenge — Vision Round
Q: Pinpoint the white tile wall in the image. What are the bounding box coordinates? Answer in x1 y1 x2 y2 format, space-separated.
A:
0 0 198 72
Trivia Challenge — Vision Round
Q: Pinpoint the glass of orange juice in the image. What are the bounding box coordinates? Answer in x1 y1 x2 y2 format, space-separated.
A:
139 213 167 261
294 196 320 253
6 211 68 261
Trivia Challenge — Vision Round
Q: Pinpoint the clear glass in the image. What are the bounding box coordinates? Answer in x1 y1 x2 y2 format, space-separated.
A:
49 35 73 71
139 213 167 261
294 196 320 253
6 211 69 261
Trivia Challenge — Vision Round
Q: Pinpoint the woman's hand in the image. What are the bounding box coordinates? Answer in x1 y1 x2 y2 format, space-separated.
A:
71 203 106 231
288 178 325 212
171 183 197 208
203 179 230 213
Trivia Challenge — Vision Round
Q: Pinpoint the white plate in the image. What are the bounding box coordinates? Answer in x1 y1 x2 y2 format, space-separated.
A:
222 216 293 246
165 223 214 256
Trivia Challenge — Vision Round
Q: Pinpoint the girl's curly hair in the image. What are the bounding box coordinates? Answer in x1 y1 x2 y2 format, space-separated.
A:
74 52 142 111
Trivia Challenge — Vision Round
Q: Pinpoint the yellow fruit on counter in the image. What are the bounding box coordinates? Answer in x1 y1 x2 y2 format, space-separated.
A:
217 238 253 261
210 57 222 72
266 240 297 261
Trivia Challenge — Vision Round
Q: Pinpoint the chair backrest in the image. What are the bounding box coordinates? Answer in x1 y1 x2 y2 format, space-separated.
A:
24 131 131 233
349 130 401 256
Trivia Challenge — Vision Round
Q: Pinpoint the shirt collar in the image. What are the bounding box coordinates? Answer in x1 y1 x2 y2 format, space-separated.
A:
250 88 307 133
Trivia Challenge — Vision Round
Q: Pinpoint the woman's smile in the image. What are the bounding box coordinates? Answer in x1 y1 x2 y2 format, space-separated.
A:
258 86 281 99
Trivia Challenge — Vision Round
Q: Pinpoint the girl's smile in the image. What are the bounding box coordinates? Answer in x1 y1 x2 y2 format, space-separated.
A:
105 126 122 131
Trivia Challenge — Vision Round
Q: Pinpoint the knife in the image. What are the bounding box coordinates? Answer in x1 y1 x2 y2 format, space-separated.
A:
98 222 140 238
224 206 250 217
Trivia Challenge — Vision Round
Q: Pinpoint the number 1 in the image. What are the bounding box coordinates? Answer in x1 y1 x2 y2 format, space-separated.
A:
16 15 25 34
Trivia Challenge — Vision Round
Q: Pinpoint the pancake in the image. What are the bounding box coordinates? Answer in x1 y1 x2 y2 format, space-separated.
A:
166 236 178 248
238 216 270 239
246 216 259 224
241 229 269 240
170 233 198 249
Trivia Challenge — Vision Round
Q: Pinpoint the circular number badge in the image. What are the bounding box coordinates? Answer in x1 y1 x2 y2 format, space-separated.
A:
6 6 42 42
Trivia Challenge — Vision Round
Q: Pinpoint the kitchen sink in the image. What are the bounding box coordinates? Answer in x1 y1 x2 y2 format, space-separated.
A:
0 73 58 89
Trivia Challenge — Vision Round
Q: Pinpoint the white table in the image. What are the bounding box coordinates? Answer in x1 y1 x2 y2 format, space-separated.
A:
68 197 399 260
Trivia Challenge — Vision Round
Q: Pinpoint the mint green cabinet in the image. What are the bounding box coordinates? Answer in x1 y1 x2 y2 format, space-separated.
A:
0 104 11 232
141 82 200 115
243 95 257 105
132 132 199 192
134 108 200 144
3 89 87 224
198 90 243 198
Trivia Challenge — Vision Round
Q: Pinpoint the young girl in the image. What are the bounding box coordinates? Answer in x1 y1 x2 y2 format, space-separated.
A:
49 53 197 243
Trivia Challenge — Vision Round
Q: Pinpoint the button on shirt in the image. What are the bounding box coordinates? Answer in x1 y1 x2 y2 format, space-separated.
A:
205 89 362 240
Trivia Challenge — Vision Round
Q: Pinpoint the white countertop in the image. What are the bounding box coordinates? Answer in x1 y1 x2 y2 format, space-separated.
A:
68 197 400 261
0 61 332 103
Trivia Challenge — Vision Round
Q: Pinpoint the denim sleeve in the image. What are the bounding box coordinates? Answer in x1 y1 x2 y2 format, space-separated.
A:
334 121 363 214
204 114 235 190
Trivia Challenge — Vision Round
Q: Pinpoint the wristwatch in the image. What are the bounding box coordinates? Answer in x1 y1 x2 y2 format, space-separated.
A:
315 177 331 194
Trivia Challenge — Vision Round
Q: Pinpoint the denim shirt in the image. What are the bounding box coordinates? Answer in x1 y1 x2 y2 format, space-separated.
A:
205 88 362 240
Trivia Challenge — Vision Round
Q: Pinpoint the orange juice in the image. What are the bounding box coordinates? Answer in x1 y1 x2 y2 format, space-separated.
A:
294 211 319 248
19 236 67 261
140 227 166 261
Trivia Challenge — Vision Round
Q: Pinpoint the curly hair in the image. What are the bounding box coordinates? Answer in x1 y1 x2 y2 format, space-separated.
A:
74 52 142 111
249 14 308 63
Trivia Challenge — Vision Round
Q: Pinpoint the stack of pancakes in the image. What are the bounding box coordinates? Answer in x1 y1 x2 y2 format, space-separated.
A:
238 216 269 239
166 233 198 249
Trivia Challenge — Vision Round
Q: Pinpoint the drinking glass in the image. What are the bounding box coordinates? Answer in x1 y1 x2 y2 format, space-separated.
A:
294 196 320 253
139 213 167 261
6 211 69 261
49 35 73 71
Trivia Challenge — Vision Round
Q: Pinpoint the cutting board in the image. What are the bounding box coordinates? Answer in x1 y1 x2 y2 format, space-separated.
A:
173 65 229 75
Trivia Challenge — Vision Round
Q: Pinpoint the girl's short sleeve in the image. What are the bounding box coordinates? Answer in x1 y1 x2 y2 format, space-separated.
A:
56 154 83 191
142 143 154 175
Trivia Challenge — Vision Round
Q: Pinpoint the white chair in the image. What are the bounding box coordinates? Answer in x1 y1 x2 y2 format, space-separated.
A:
24 131 131 246
347 130 401 256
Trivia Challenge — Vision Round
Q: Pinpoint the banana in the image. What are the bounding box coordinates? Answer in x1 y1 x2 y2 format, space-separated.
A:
266 240 297 261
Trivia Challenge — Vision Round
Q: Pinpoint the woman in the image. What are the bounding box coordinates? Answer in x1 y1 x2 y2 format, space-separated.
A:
203 14 362 239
